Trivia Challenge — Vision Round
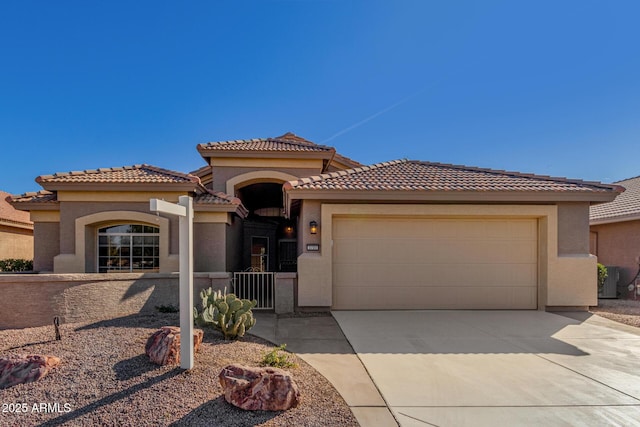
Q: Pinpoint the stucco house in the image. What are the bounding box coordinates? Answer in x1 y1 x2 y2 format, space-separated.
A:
10 132 622 311
0 190 33 261
590 175 640 298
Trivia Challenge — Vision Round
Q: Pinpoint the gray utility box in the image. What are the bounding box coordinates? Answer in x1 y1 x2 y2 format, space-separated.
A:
599 266 619 299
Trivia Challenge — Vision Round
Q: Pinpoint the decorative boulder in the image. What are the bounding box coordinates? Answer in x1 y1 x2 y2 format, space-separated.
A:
219 364 300 411
145 326 204 366
0 355 61 389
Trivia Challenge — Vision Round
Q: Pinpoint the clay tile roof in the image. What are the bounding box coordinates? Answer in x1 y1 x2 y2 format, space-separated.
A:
198 132 334 153
189 165 211 177
8 190 58 204
35 165 199 185
332 152 364 168
590 175 640 222
1 191 34 225
285 159 621 193
194 190 241 205
194 189 248 217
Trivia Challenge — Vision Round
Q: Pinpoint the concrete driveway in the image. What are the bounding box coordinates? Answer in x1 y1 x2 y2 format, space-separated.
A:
332 310 640 427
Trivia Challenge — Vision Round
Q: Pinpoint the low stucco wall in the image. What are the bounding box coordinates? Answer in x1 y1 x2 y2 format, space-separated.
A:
0 272 232 330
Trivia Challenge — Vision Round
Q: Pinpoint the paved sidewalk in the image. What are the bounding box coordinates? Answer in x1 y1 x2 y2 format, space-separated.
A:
251 313 398 427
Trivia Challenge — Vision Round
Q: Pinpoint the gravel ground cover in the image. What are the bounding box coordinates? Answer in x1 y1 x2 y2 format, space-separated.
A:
0 313 358 427
590 298 640 328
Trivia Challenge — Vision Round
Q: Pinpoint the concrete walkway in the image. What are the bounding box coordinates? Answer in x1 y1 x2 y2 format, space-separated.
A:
251 313 398 426
333 310 640 427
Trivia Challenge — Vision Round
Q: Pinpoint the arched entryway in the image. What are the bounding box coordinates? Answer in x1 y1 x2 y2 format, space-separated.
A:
234 181 297 273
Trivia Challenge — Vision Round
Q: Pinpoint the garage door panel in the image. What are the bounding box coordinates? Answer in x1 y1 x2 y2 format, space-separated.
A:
335 263 537 288
335 238 537 265
333 285 538 310
332 217 538 310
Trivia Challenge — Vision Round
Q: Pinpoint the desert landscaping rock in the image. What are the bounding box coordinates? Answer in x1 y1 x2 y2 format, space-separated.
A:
0 354 61 389
219 364 300 411
590 298 640 328
145 326 204 366
0 313 357 426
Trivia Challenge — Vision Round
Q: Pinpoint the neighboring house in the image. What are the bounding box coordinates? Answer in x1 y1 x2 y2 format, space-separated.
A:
590 175 640 297
0 190 33 261
10 132 622 311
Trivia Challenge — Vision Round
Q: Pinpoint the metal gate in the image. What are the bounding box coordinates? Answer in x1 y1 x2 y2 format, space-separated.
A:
233 272 275 310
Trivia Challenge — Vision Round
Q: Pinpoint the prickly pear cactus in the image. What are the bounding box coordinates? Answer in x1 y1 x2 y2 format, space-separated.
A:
193 287 257 340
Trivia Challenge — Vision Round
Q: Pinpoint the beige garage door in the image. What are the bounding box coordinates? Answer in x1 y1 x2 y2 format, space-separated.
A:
332 216 538 310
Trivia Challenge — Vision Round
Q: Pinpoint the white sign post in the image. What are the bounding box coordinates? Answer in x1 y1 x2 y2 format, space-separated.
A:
150 196 194 370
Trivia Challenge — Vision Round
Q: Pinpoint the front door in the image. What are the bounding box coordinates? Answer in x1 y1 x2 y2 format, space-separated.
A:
251 236 269 271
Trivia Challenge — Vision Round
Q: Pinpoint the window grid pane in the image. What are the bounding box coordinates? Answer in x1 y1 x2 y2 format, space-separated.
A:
98 224 159 273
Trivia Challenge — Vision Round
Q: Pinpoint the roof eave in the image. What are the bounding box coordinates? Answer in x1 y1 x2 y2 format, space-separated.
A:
284 188 620 203
39 182 199 192
590 212 640 226
194 203 248 218
197 148 334 161
10 201 60 211
0 218 34 230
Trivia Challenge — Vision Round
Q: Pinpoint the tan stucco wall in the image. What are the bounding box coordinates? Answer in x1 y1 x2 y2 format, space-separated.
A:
36 198 240 274
194 223 227 272
54 209 176 273
58 202 180 256
590 219 640 293
557 202 590 255
297 200 321 256
33 222 59 272
211 165 323 193
297 203 597 310
0 225 33 260
224 170 300 196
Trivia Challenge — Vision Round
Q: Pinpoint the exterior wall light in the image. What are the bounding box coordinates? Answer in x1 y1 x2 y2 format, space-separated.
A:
309 221 318 234
285 225 294 233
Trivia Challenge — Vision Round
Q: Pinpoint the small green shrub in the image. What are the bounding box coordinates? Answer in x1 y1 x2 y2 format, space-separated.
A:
597 263 608 293
0 259 33 272
260 344 296 369
193 287 257 340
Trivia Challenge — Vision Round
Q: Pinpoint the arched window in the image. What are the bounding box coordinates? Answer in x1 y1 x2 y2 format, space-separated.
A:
98 224 159 272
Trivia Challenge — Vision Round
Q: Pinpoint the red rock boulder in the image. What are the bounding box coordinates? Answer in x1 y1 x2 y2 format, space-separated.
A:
145 326 204 366
219 364 300 411
0 355 61 389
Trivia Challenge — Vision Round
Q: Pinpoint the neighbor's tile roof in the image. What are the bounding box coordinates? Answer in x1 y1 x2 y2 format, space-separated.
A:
0 191 33 224
36 165 199 185
590 175 640 222
9 191 58 204
198 132 335 153
286 159 619 193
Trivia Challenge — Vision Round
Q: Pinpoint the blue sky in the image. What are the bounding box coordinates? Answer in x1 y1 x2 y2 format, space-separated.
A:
1 1 639 195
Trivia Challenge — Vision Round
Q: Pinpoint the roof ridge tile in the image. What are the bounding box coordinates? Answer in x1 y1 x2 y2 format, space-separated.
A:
615 174 640 183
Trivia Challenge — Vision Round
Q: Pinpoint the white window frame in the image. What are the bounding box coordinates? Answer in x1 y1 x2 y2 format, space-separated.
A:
97 224 160 273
